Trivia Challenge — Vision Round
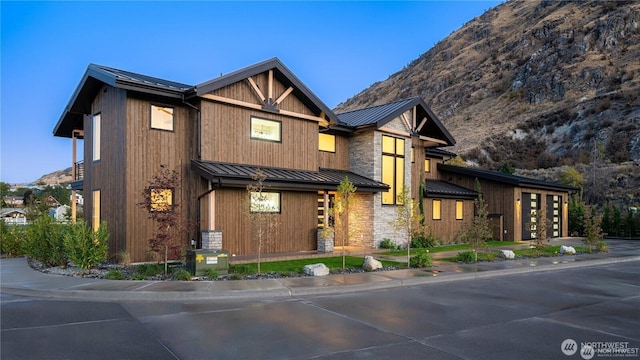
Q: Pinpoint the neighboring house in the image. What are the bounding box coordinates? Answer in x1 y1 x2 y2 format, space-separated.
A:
1 208 27 225
53 58 575 262
49 205 71 222
3 196 24 207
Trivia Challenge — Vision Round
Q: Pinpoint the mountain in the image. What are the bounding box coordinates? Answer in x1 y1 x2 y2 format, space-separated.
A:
334 0 640 206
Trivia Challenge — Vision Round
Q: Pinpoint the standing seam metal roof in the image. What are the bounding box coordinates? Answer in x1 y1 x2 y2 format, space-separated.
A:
336 98 417 127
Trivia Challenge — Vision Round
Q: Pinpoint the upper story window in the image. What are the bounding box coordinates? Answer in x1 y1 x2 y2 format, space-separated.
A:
92 113 101 161
251 117 281 142
381 135 405 205
319 133 336 152
424 159 431 173
151 105 174 131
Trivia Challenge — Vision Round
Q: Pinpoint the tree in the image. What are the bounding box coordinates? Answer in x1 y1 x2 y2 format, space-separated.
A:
246 169 279 274
334 177 356 271
389 187 425 268
498 162 515 174
527 209 549 250
582 206 604 252
138 164 187 276
560 167 585 200
568 195 586 236
456 180 492 262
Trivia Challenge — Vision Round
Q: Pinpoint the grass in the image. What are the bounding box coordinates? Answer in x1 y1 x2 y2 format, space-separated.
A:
230 256 401 274
438 245 590 262
382 241 522 256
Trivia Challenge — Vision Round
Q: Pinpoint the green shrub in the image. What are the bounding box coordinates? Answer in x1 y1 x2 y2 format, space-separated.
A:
24 215 68 267
63 220 109 269
104 270 124 280
133 274 147 280
456 250 476 263
379 238 396 249
172 268 192 281
0 222 26 257
410 249 432 268
204 268 219 279
596 241 609 253
136 263 164 277
411 232 437 248
233 264 252 275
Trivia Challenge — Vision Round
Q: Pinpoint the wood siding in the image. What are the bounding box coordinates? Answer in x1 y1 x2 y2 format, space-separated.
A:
318 134 350 170
213 188 317 255
424 198 474 243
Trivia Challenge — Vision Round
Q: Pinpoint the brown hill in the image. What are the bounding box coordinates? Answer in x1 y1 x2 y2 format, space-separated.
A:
335 0 640 206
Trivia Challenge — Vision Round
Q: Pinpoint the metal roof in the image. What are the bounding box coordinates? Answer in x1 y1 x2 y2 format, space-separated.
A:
424 180 478 199
336 97 455 146
438 164 579 192
426 147 458 159
191 160 389 192
194 57 338 124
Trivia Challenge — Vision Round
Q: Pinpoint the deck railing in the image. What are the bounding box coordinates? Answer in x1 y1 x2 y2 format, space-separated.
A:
74 161 84 181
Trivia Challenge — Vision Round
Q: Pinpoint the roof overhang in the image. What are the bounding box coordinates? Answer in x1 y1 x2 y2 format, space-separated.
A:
191 160 389 193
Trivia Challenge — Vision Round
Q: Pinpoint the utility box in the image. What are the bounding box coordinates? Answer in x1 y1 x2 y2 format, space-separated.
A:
186 249 229 276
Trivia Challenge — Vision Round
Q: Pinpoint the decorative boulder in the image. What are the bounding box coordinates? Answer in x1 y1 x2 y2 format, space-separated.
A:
303 263 330 277
362 256 383 272
499 250 515 260
560 245 576 255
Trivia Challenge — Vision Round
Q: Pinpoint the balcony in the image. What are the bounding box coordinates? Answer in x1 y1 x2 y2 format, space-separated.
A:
71 160 84 190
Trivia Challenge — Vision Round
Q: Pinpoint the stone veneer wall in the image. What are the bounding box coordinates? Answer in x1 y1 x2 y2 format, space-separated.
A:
202 230 223 250
348 193 374 248
348 117 413 249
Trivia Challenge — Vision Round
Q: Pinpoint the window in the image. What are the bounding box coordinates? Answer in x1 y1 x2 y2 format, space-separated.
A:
410 147 415 163
251 117 281 142
151 105 174 131
456 201 464 220
424 159 431 173
92 190 101 231
92 113 101 161
432 199 441 220
381 135 405 205
319 133 336 152
150 188 174 212
250 192 280 213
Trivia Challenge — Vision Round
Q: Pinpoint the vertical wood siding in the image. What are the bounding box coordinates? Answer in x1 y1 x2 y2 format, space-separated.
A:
318 135 350 170
424 199 474 243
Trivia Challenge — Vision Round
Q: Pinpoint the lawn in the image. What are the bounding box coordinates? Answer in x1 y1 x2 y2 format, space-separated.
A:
231 256 402 275
382 241 522 256
437 245 590 262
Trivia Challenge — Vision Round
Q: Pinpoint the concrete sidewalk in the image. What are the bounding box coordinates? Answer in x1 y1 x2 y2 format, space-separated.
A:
2 239 639 302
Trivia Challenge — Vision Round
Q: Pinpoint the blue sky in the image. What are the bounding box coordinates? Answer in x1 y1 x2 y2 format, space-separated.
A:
1 1 501 184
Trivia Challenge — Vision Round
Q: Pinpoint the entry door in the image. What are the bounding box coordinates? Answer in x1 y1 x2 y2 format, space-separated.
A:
521 193 540 240
546 195 562 238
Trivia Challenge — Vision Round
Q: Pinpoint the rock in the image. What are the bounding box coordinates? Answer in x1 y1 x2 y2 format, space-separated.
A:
303 263 330 277
560 245 576 255
362 256 383 272
499 250 515 260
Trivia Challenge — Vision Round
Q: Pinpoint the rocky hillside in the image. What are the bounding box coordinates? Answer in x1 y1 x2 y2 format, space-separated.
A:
335 0 640 206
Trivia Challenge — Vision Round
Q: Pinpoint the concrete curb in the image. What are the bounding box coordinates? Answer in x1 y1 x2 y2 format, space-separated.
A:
2 256 638 302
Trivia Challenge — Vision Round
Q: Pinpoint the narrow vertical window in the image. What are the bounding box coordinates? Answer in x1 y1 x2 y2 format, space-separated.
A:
381 135 405 205
92 113 101 161
424 159 431 173
151 105 174 131
456 200 464 220
432 199 441 220
92 190 101 231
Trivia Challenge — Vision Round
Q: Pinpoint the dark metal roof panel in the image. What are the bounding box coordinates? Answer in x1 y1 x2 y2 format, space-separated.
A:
438 164 579 192
425 180 478 199
336 98 416 127
426 147 458 158
93 64 192 92
191 160 389 192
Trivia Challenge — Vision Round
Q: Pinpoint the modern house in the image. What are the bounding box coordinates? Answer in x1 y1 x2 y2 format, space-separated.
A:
53 58 575 262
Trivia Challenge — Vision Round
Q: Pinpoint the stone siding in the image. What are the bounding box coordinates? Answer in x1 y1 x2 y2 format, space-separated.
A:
202 230 223 250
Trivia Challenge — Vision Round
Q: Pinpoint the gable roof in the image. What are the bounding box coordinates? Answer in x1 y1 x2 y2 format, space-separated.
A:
53 64 192 138
335 97 455 146
191 160 389 193
425 180 478 199
438 164 579 193
194 57 337 123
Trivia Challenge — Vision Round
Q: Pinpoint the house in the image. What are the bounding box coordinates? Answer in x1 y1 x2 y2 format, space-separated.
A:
1 208 27 225
53 58 575 262
49 205 71 222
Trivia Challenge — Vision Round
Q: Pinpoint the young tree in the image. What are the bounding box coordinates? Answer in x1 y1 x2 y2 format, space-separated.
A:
389 187 424 268
582 205 604 252
138 164 187 276
456 179 492 262
568 195 586 236
334 177 356 271
527 209 549 250
246 169 279 274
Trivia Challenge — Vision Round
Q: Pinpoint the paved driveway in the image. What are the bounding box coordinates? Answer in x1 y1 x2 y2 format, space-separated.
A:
2 260 638 359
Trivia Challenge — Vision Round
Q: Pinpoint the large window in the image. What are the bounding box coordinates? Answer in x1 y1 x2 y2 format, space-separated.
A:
92 190 101 231
432 199 441 220
456 201 464 220
251 117 281 142
319 133 336 152
250 192 281 213
151 105 174 131
150 188 174 212
381 135 405 205
92 113 101 161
